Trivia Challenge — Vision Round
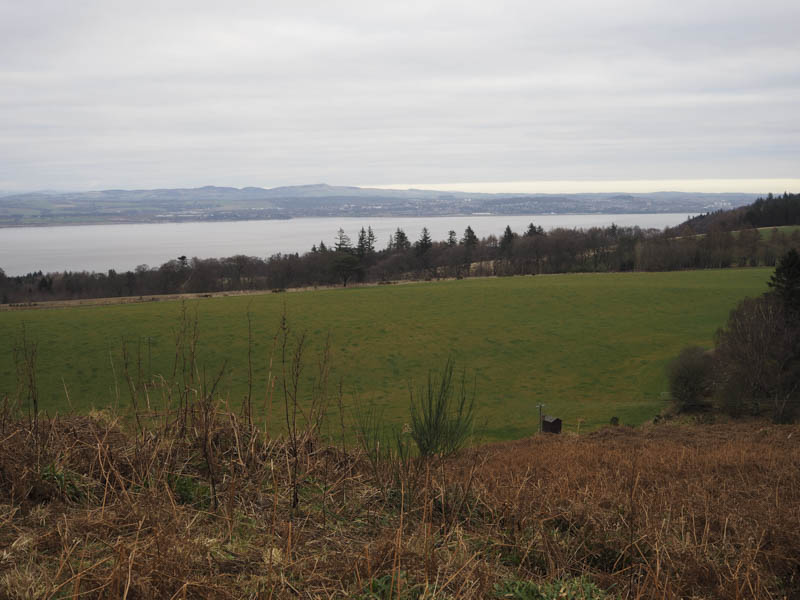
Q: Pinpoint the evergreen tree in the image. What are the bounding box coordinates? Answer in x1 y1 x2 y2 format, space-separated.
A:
393 228 411 251
357 227 368 259
769 248 800 314
461 226 478 249
415 227 433 256
447 230 457 246
334 253 359 286
367 226 376 254
499 225 515 258
335 228 352 253
525 222 544 237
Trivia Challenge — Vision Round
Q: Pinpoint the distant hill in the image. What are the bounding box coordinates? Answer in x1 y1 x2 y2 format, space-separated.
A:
666 192 800 235
0 184 760 227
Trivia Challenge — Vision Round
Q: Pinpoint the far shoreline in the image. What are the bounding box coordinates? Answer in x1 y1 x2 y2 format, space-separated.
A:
0 209 695 230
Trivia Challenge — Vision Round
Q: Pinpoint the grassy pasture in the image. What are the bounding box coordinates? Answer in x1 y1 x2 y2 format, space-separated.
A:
0 268 771 440
757 224 800 239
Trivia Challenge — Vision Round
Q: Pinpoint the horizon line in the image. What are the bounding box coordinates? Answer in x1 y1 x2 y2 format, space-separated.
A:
3 177 798 196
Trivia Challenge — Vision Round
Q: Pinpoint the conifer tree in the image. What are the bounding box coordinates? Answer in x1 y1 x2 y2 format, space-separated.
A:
335 228 352 253
415 227 432 256
769 248 800 314
461 226 477 249
500 225 515 258
393 228 410 250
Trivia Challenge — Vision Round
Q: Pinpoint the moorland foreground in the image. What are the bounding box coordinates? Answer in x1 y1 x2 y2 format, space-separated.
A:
2 267 798 599
0 409 798 599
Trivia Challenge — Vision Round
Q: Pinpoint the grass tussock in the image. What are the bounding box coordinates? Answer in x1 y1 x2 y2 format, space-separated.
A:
0 402 798 599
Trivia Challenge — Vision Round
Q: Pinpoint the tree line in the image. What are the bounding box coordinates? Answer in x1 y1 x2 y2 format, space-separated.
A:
2 194 798 304
666 192 800 235
667 248 800 423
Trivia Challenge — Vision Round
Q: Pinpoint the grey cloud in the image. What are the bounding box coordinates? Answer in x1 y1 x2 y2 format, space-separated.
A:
0 0 798 191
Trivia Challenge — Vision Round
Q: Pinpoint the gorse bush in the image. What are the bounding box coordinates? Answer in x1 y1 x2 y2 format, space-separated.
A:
409 358 475 458
355 359 477 505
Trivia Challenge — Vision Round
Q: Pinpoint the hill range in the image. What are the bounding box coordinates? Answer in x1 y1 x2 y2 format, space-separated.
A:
0 184 758 227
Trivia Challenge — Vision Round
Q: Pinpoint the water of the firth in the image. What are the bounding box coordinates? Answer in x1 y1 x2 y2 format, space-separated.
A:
0 213 691 275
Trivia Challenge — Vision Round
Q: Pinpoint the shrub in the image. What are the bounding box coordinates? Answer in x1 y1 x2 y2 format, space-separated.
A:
41 463 85 502
167 474 211 508
667 346 713 412
409 358 475 458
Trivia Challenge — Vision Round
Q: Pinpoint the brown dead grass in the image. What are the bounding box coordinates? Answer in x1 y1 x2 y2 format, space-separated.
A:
0 407 798 599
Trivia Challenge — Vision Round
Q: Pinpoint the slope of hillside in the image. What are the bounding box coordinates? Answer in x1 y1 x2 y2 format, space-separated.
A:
668 192 800 235
1 410 797 599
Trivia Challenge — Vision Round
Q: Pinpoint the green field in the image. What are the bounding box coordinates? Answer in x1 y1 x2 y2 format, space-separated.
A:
757 224 800 239
0 269 771 440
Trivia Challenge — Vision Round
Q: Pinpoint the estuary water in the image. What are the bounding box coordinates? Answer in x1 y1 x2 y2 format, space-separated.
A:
0 213 691 276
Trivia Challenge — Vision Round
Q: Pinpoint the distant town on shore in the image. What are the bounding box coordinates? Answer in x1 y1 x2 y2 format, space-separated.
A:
0 184 759 227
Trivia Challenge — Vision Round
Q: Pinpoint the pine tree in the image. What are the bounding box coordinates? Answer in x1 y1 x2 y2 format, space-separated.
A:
525 222 543 237
394 228 410 251
499 225 515 258
769 248 800 314
357 227 368 259
461 226 477 249
335 228 352 253
415 227 433 256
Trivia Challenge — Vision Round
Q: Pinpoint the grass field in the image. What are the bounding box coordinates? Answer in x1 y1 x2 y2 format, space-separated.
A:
758 224 800 239
0 268 772 440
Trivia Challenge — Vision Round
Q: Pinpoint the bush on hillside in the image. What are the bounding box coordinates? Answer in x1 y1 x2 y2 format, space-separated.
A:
409 358 475 458
667 346 714 412
664 250 800 422
714 293 800 422
715 249 800 422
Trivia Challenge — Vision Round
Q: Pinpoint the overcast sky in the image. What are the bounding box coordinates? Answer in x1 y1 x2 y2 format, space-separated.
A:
1 0 798 193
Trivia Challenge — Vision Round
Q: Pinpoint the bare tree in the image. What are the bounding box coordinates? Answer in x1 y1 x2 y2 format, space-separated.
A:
714 295 799 422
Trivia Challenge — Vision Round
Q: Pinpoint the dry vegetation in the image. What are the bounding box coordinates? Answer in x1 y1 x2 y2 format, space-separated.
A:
1 398 798 599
